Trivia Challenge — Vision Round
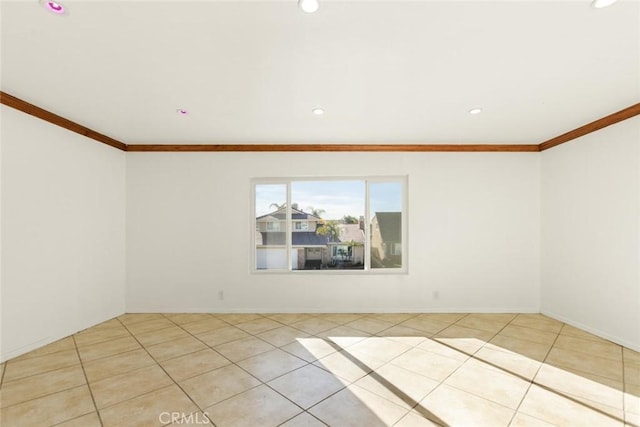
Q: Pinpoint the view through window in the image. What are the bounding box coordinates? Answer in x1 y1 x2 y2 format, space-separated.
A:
254 178 406 272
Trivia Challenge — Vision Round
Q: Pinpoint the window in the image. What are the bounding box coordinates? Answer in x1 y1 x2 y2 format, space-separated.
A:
266 222 281 231
253 177 406 272
369 181 404 269
254 184 287 270
294 222 309 231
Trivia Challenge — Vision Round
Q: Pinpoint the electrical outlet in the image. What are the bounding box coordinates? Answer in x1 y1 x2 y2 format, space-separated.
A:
433 290 439 300
218 290 224 300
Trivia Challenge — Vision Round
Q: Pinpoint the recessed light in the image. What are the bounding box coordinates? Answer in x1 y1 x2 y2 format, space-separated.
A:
40 0 66 15
469 108 482 115
298 0 319 13
312 107 325 115
176 109 188 115
591 0 617 8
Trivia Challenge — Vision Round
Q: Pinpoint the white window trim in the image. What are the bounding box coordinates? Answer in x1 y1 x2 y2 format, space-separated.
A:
250 176 408 274
294 221 309 231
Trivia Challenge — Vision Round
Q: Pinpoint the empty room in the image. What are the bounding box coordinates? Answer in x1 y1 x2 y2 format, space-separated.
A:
0 0 639 426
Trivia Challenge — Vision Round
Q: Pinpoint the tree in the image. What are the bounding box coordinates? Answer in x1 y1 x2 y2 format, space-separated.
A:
269 202 299 210
345 240 363 257
343 215 358 224
307 206 325 218
316 220 339 242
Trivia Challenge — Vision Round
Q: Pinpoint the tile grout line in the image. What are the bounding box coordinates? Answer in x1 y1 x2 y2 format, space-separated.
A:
72 324 150 347
391 315 548 425
94 381 209 414
392 314 509 426
188 319 329 423
466 315 544 426
277 383 346 424
87 359 171 390
239 315 370 394
504 315 562 426
160 314 305 416
390 313 527 425
76 342 145 365
0 360 6 389
332 314 463 424
162 314 318 421
453 315 628 426
524 384 631 427
49 410 97 427
260 316 399 411
505 315 565 334
558 322 617 344
621 347 627 424
489 318 563 350
2 340 78 364
169 316 304 368
365 344 448 427
71 334 105 427
310 321 450 427
0 357 80 385
4 312 635 426
277 411 328 427
0 313 402 384
74 320 173 361
115 316 218 427
332 319 457 414
169 313 418 424
0 382 91 411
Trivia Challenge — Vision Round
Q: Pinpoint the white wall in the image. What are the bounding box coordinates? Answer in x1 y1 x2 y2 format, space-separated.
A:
126 152 540 313
3 98 638 357
0 105 126 361
0 107 3 361
541 116 640 351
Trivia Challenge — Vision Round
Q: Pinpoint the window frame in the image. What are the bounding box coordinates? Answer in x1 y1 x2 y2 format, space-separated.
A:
266 222 281 231
294 221 309 231
251 176 408 274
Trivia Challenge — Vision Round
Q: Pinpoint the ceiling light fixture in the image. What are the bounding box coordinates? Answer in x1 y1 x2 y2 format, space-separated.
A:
591 0 617 8
312 107 325 115
40 0 66 15
469 108 482 115
176 109 188 115
298 0 319 13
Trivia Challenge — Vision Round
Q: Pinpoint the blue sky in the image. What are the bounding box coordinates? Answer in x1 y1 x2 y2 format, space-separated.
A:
292 181 364 220
370 182 402 215
255 180 402 219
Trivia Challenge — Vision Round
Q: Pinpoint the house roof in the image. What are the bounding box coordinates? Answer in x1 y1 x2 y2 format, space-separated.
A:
330 224 365 244
260 232 328 247
256 207 321 221
375 212 402 243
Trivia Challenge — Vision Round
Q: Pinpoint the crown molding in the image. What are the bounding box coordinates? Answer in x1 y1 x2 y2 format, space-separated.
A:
126 144 539 152
2 91 638 153
539 103 640 151
1 91 127 151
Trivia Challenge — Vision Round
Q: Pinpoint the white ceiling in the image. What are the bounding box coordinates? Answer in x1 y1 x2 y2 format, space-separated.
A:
1 0 639 145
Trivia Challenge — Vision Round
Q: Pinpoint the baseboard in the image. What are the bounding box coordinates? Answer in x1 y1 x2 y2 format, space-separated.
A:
124 306 540 314
1 336 57 363
1 311 126 363
541 310 640 352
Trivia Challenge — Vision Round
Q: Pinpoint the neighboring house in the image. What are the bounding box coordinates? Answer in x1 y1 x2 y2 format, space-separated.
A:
327 224 365 265
256 207 328 269
370 212 402 267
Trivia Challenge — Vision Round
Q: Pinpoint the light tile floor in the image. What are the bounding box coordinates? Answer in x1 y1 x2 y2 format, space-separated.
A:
0 313 638 426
